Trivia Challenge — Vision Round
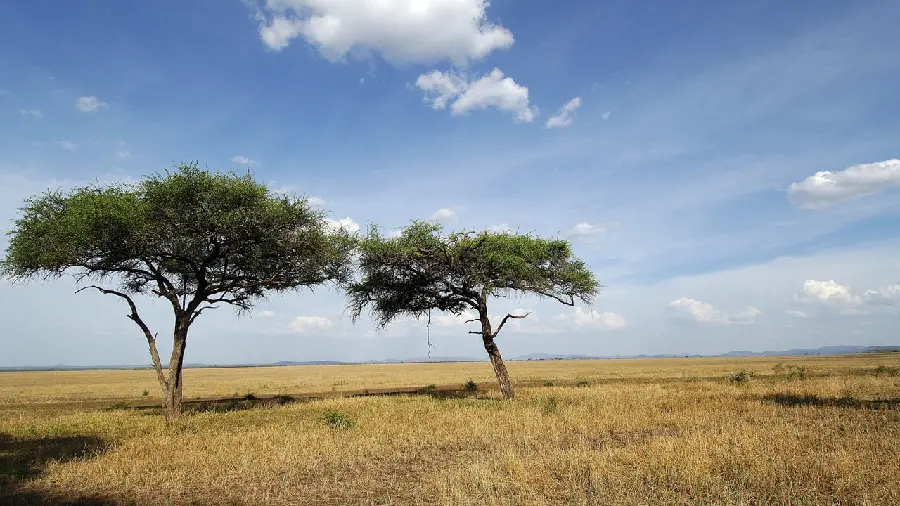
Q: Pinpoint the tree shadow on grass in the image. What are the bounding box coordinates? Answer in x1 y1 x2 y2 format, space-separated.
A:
0 433 114 505
130 385 490 416
763 393 900 410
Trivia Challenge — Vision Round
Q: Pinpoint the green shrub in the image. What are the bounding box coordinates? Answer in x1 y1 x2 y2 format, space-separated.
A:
786 365 808 380
542 396 559 414
728 369 753 384
463 379 478 393
323 411 356 430
872 365 899 376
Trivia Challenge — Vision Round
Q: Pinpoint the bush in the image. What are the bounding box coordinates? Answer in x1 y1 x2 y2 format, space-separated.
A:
243 392 258 401
543 380 554 387
786 365 808 380
575 380 592 388
463 379 478 393
542 396 559 414
728 369 753 384
872 365 899 377
142 390 149 397
323 411 356 430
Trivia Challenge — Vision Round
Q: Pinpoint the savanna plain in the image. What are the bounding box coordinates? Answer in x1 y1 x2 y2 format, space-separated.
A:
1 354 898 506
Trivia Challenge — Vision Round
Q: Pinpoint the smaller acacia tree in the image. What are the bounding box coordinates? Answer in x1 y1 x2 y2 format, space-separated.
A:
1 163 353 421
348 221 599 398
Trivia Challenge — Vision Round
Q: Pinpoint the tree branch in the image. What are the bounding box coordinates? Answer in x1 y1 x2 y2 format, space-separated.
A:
76 285 168 389
493 312 530 338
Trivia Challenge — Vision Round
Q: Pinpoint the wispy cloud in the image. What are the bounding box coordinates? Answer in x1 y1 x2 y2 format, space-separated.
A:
20 109 43 118
545 97 582 129
231 155 259 166
56 140 78 151
76 96 108 112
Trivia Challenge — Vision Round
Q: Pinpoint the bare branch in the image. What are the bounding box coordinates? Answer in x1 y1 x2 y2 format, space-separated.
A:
493 312 530 338
468 330 483 335
76 285 168 389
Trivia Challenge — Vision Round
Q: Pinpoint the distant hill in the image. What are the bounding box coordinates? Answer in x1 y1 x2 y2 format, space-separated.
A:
1 345 896 371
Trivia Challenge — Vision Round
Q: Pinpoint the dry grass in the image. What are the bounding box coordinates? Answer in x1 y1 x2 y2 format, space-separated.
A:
1 354 898 505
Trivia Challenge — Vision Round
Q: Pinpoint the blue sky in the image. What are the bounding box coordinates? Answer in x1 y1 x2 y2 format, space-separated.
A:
1 0 899 366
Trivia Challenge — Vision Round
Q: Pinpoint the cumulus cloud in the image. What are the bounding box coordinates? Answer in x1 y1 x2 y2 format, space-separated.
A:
488 223 511 233
668 298 762 325
568 222 605 237
76 96 108 112
601 110 611 120
545 97 582 129
325 217 361 234
788 159 900 209
253 0 514 65
56 140 77 151
231 155 259 166
289 315 334 333
554 307 627 331
793 279 900 315
307 196 326 207
20 109 43 118
786 309 809 319
416 68 537 123
430 208 457 224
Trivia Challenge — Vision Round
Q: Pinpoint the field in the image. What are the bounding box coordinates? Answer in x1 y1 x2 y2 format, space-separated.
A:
1 354 899 506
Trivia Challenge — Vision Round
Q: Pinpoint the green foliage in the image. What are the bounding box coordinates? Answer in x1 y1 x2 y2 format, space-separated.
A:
322 411 356 430
728 369 753 384
142 390 149 397
786 365 808 380
541 396 559 414
347 221 600 331
871 365 899 377
2 163 353 316
543 380 554 387
463 379 478 393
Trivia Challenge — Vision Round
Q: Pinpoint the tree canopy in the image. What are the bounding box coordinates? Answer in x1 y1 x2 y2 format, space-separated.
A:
2 163 354 419
348 221 599 397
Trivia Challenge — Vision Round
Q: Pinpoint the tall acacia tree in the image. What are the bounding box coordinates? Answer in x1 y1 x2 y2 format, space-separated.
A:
1 163 353 421
348 221 599 399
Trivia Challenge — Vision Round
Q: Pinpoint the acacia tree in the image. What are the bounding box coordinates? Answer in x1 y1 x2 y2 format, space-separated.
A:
348 221 599 398
1 163 353 421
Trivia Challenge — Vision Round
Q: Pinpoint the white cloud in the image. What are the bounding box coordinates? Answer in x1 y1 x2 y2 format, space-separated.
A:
416 68 537 123
545 97 582 129
56 140 77 151
668 298 762 325
257 310 276 318
253 0 514 65
20 109 43 118
116 150 131 159
568 222 604 237
76 96 108 112
793 279 900 315
554 307 627 331
231 155 259 166
430 208 457 224
388 228 403 238
488 223 511 233
308 196 326 207
788 159 900 209
601 110 611 120
325 217 361 234
289 315 334 333
786 309 809 319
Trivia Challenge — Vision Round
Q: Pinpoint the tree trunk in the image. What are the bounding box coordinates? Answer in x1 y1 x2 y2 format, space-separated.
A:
483 333 515 399
162 319 189 422
479 305 515 399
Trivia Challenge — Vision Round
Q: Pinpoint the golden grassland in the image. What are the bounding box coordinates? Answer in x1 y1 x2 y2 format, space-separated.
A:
1 353 898 505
